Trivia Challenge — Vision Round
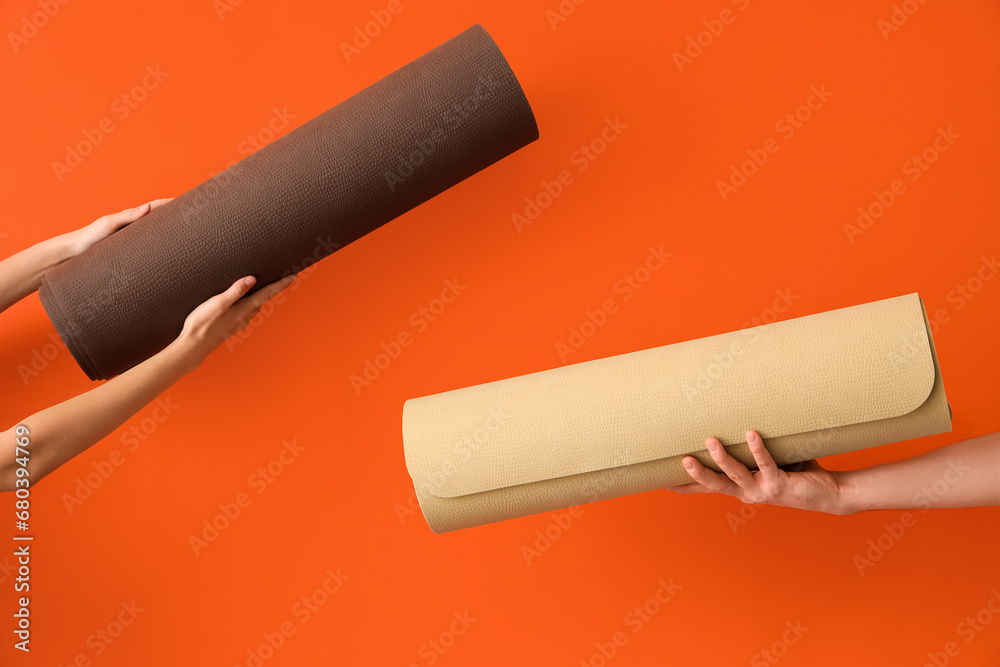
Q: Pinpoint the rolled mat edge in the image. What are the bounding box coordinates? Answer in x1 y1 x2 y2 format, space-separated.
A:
39 279 101 381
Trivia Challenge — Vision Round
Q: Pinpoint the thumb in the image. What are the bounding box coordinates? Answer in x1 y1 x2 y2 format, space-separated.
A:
99 202 151 229
216 276 257 310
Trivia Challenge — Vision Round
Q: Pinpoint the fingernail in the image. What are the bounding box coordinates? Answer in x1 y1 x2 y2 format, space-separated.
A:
683 459 694 470
747 431 758 443
706 439 718 452
244 277 254 286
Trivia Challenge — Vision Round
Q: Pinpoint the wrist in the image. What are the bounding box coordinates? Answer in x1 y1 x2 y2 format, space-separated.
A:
829 470 865 515
53 230 85 261
164 331 208 375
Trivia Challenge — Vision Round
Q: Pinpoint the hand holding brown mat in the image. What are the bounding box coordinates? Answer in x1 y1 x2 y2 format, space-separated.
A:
39 24 538 381
401 293 952 533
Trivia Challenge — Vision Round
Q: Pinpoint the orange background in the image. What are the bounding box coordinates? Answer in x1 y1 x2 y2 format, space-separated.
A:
1 0 999 664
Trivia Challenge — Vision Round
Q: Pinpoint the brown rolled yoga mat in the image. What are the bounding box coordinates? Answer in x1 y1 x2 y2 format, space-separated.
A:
39 24 538 381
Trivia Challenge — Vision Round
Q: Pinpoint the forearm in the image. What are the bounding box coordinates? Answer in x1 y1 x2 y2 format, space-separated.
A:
835 432 1000 514
0 232 79 312
0 337 196 491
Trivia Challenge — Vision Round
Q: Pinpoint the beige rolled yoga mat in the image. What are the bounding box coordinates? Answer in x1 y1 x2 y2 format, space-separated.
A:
402 293 952 533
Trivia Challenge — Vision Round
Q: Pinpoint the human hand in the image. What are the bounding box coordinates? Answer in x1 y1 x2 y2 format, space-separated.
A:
67 198 174 256
173 274 298 372
667 430 853 515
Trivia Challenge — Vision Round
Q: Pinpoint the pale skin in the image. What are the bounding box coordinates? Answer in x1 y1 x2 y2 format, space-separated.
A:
668 430 1000 514
0 200 297 492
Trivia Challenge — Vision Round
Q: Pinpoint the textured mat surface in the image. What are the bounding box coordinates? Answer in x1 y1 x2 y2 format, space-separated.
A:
402 293 953 533
39 24 538 381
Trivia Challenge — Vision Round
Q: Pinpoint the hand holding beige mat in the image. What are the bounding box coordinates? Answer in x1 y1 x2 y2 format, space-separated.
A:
401 293 952 533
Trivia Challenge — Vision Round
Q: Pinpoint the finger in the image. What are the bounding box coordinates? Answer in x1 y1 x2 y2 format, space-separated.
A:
679 455 743 497
231 275 296 327
97 202 151 229
244 305 262 324
704 437 755 489
235 305 262 332
667 481 716 494
746 430 781 478
243 274 297 309
148 197 174 210
215 276 257 311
